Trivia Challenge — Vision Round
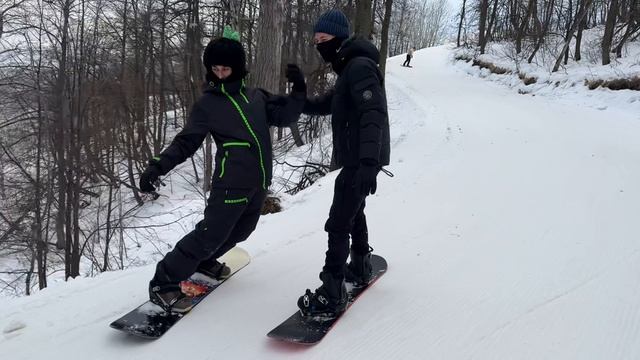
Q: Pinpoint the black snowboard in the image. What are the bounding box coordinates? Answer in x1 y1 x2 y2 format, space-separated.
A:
267 255 387 345
110 247 250 339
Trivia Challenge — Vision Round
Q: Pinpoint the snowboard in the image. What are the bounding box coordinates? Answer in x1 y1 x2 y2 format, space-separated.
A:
109 247 250 339
267 254 387 345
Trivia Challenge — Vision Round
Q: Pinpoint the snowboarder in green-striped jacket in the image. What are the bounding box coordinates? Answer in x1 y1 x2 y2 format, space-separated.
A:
138 28 306 313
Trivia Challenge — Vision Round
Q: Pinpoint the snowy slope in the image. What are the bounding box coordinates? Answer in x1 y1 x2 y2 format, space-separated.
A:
453 38 640 116
2 45 640 360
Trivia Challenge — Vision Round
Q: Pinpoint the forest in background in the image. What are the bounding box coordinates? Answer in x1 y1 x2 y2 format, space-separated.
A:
1 0 637 296
0 0 451 296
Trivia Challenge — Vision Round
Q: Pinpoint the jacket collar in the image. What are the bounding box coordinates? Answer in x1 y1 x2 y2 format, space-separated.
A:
205 78 245 95
332 36 380 74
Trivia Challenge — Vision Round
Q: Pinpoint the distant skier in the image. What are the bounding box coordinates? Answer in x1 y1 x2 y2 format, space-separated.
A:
402 47 415 67
139 27 306 313
297 9 391 317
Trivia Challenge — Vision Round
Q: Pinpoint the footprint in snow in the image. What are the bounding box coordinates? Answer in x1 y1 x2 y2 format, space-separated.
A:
3 320 27 338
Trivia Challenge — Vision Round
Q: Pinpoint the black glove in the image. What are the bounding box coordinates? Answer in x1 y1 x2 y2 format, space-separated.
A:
353 161 380 196
139 161 162 193
285 64 306 92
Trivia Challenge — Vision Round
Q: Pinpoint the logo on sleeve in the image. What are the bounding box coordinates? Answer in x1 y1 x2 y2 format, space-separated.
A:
362 90 373 101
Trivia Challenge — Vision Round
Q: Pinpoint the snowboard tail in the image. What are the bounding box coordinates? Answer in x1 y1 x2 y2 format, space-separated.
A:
109 247 250 339
267 254 387 345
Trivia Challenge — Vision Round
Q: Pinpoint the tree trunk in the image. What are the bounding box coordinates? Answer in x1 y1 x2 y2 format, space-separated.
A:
253 0 300 147
575 0 587 61
516 0 536 54
485 0 500 46
355 0 374 38
102 148 115 272
479 0 489 53
253 0 284 93
457 0 467 47
54 0 73 252
601 0 618 65
379 0 394 75
553 0 593 71
392 0 408 55
564 0 574 64
614 1 639 58
117 0 143 205
183 0 207 192
528 0 555 63
35 3 47 290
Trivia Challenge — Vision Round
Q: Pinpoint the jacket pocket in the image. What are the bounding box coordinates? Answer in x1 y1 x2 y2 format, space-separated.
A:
218 142 251 179
216 143 259 187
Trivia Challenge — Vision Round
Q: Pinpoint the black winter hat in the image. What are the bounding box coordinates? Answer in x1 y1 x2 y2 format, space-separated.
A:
202 37 247 83
314 9 351 39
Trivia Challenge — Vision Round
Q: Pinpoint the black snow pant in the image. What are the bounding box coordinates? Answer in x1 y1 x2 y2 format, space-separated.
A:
323 167 370 278
151 187 267 286
403 54 412 67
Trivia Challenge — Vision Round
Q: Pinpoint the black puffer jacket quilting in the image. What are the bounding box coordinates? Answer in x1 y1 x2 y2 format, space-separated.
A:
304 37 390 168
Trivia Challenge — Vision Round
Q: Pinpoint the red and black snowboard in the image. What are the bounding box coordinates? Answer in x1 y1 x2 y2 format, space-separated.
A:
109 247 250 339
267 254 387 345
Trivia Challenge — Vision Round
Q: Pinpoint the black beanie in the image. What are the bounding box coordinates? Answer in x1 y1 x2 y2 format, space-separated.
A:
313 9 351 39
202 37 247 83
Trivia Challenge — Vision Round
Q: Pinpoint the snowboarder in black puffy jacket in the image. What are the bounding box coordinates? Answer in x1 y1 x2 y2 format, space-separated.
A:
297 9 391 317
139 28 306 313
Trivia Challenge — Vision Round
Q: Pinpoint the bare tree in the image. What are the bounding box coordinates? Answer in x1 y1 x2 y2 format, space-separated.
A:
553 0 593 71
602 0 619 64
355 0 374 38
478 0 489 53
253 0 285 93
379 0 394 74
457 0 467 47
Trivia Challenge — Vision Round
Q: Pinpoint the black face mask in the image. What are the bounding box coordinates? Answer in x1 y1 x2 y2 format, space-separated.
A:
316 37 343 63
207 66 247 85
220 70 244 83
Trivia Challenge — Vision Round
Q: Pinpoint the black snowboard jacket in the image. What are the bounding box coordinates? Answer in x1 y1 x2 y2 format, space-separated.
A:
303 37 390 168
153 79 305 190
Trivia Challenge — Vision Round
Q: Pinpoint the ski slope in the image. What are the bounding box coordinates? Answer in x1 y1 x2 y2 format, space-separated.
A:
2 45 640 359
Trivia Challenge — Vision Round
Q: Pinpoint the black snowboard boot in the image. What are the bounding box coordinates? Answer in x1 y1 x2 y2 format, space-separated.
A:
297 271 347 318
345 246 374 286
196 259 231 280
149 283 194 313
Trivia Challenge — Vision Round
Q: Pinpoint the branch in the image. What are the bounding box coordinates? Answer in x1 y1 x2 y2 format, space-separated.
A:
0 143 35 185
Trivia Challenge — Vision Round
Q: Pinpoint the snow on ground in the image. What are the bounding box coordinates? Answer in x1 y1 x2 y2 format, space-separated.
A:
1 45 640 359
454 33 640 114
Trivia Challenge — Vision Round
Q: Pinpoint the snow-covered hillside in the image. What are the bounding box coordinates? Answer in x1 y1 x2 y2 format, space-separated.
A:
1 45 640 359
454 35 640 115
